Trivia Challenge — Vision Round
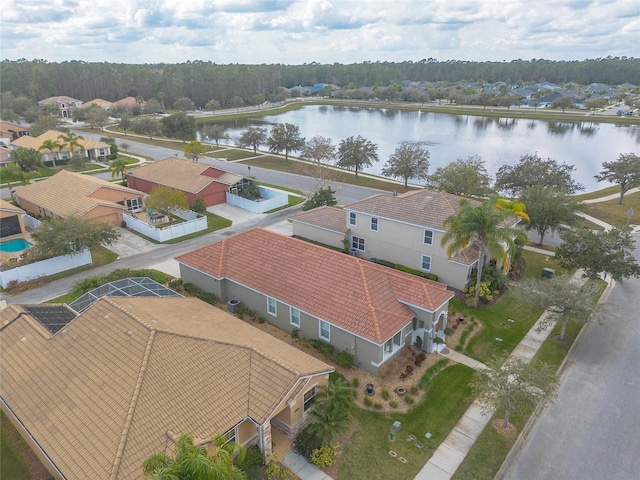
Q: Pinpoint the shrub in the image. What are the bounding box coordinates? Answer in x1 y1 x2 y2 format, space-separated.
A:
311 442 339 468
308 339 335 356
373 402 383 410
410 386 418 395
351 389 358 400
191 197 207 214
351 377 359 388
266 461 294 480
237 446 265 471
381 388 390 401
329 372 347 384
454 344 463 352
334 351 354 368
464 281 494 303
405 365 414 375
363 396 373 407
389 400 399 408
374 259 396 269
244 465 263 480
404 395 414 404
291 328 300 339
414 335 423 350
183 283 217 305
258 317 265 324
444 327 454 336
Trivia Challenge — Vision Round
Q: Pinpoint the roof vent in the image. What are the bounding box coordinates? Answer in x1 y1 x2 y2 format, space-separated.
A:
125 330 133 336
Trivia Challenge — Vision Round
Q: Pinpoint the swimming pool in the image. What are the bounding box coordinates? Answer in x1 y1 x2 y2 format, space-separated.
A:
0 238 33 253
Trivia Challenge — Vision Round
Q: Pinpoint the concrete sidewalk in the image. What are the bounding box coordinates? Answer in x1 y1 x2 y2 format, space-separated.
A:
282 451 334 480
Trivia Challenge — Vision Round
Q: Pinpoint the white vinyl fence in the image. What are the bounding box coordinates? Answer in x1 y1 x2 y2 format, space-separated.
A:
0 249 92 288
123 209 207 242
225 186 288 214
22 214 42 229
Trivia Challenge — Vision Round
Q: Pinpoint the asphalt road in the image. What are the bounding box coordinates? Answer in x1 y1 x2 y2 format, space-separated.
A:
500 232 640 479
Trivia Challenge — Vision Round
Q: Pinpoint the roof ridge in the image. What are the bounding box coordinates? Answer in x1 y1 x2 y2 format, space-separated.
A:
357 261 382 343
109 329 156 480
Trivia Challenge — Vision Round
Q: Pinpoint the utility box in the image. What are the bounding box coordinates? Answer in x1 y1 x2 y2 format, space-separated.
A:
542 268 555 279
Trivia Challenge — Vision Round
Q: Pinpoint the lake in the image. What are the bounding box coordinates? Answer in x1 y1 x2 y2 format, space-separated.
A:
207 105 640 192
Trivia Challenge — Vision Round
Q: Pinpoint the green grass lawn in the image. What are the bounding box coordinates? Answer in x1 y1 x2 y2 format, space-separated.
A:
207 148 255 160
579 191 640 229
1 411 32 480
338 364 475 480
573 185 620 201
130 212 233 245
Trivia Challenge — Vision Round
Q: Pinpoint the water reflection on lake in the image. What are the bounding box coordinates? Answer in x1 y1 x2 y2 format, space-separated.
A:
204 105 640 192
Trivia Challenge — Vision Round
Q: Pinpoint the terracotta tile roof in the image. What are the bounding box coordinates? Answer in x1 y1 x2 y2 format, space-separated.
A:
0 297 331 480
0 146 12 164
113 97 138 107
0 198 24 213
345 189 480 231
0 121 29 135
291 206 348 234
14 170 144 217
37 96 81 105
176 229 454 344
83 98 112 109
128 157 243 194
11 130 110 153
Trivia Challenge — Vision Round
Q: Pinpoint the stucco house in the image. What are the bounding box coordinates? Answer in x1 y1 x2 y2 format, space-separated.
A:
126 157 249 207
11 130 112 162
0 198 26 238
37 96 83 118
0 121 30 146
292 189 484 290
0 295 332 480
176 228 454 375
14 170 145 226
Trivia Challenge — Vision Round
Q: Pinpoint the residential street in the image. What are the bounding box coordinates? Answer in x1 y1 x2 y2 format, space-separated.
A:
500 232 640 479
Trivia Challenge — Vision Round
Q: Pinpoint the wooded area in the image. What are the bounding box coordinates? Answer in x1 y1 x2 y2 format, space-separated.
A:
1 57 638 109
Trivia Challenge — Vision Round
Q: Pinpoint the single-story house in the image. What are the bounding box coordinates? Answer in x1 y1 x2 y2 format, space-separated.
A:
14 170 145 226
0 199 26 238
176 228 455 375
82 98 112 110
11 130 112 162
0 296 332 480
37 96 83 118
126 157 249 207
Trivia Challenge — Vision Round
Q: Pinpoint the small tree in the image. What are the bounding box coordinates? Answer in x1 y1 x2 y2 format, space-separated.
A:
472 356 558 430
428 155 494 197
13 147 42 171
336 135 379 178
381 142 430 187
594 153 640 205
202 124 229 147
145 186 189 225
512 275 605 341
205 99 220 111
161 112 196 143
302 187 337 211
191 197 207 214
267 123 305 160
519 186 578 246
301 135 337 190
238 127 268 155
31 215 119 258
173 96 196 111
110 158 129 179
131 117 160 139
184 141 208 162
551 96 574 113
118 115 131 135
556 227 640 282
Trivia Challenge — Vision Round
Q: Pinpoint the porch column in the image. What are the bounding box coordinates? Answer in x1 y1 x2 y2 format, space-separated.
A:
261 421 273 460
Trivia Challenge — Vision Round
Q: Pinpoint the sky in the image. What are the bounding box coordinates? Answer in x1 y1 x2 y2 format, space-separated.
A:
1 0 639 65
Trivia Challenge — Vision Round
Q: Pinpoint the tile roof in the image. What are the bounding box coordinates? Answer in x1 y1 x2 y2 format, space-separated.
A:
83 98 112 109
128 157 243 194
290 206 348 234
0 198 24 214
0 121 29 135
176 228 454 344
11 130 110 153
37 96 82 105
0 296 331 480
345 189 480 231
14 170 144 217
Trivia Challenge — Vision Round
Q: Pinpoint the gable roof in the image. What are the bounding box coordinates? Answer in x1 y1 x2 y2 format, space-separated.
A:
0 198 24 214
14 170 143 217
0 296 331 480
0 121 29 136
11 130 110 153
345 189 480 231
290 206 348 234
176 228 453 344
127 157 243 193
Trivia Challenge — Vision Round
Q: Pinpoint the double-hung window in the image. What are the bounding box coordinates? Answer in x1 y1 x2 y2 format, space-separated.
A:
267 297 277 316
352 236 365 251
319 320 330 341
424 229 434 245
421 255 432 272
290 307 300 327
349 211 357 226
303 386 317 412
370 217 379 231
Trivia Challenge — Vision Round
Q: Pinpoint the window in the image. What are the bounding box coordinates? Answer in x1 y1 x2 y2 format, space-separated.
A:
126 197 143 211
349 211 357 226
351 236 365 251
303 386 317 412
424 229 434 245
421 255 432 272
370 217 379 231
319 320 330 340
290 307 300 327
267 297 277 316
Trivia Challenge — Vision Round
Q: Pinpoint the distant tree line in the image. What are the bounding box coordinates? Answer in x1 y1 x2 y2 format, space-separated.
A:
1 57 638 109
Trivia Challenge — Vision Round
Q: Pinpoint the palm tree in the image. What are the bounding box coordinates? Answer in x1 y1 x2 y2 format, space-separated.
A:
316 378 354 413
441 196 524 307
110 158 129 179
58 131 84 158
38 139 61 168
307 400 351 444
142 433 246 480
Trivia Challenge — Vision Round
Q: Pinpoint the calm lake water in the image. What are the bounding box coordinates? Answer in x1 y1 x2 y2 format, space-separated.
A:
209 105 640 192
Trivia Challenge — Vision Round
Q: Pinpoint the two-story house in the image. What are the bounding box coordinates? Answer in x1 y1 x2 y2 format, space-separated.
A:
292 189 483 291
37 96 83 118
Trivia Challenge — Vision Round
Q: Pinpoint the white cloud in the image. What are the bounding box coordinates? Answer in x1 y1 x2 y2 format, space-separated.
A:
0 0 638 64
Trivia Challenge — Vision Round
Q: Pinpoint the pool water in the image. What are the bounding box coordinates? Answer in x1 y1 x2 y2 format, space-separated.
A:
0 238 33 253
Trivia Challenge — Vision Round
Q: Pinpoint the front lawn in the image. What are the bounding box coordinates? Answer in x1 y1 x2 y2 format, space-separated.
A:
338 364 475 479
579 191 640 229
